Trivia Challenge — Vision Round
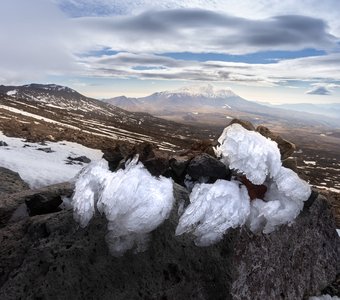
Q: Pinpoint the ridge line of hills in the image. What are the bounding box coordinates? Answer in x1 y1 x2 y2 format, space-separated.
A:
102 84 340 128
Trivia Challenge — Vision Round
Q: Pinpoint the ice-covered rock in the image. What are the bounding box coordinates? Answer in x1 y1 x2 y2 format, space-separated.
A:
176 180 250 246
72 157 174 256
214 123 282 185
211 123 312 235
247 166 311 233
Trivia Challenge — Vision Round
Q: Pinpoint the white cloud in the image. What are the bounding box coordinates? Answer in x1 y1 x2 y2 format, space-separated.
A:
72 10 337 55
1 1 339 89
79 52 340 86
53 0 340 36
0 0 79 84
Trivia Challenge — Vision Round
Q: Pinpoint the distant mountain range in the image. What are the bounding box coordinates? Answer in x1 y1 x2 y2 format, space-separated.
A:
0 84 214 150
103 84 340 128
272 103 340 119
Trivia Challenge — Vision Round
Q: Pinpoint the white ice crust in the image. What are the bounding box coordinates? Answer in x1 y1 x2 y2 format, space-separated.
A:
72 157 174 256
214 123 282 184
177 124 311 243
176 180 250 246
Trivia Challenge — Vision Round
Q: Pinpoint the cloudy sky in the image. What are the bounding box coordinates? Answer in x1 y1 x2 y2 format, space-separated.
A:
1 0 340 103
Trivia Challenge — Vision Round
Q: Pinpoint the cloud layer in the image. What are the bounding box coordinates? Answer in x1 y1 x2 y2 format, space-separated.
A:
1 0 340 95
73 10 337 55
81 52 340 86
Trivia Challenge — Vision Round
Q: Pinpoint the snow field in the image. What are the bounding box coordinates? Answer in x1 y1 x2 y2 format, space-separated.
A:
0 132 103 189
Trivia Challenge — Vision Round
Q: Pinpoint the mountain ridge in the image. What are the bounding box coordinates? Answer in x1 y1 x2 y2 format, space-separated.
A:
102 85 340 128
0 83 217 151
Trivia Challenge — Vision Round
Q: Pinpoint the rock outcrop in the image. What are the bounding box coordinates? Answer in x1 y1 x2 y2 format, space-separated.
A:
0 183 338 300
256 125 296 160
0 182 73 227
0 167 29 196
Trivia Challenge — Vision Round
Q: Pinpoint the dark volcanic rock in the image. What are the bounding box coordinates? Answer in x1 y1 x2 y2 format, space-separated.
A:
187 153 231 182
25 193 62 216
37 147 54 153
228 119 255 131
143 156 169 177
67 156 91 164
256 125 296 160
169 156 191 184
0 167 29 195
230 195 339 300
282 156 298 172
0 184 338 300
0 141 8 146
0 182 73 228
102 146 124 171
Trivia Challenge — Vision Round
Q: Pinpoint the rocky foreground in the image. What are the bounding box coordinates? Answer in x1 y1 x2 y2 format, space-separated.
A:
0 120 339 299
0 177 339 300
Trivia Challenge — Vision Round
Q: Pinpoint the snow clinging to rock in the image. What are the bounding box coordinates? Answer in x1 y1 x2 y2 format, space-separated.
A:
214 123 282 185
72 157 174 256
177 123 312 242
176 180 250 246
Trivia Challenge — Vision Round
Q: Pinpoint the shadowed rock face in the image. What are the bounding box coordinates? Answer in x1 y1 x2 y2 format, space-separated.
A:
256 125 296 160
0 183 338 300
0 167 29 196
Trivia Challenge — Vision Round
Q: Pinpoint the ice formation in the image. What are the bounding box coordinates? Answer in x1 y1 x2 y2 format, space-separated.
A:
72 157 174 256
247 167 311 233
178 123 312 244
176 180 250 246
309 295 340 300
214 123 282 184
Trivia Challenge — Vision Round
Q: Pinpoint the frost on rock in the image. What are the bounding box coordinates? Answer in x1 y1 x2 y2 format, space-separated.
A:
71 157 174 256
247 166 311 233
309 295 340 300
176 180 250 246
179 123 312 240
214 123 282 185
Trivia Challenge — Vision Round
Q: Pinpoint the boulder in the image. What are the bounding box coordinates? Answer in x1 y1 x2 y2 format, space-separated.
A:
102 146 124 171
256 125 296 160
0 182 73 228
0 184 338 300
142 156 170 177
0 167 29 196
25 193 62 216
228 119 255 131
186 153 231 183
169 156 191 185
0 141 8 146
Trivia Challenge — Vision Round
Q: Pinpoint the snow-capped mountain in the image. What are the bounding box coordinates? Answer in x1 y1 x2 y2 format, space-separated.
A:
160 84 238 99
0 84 214 150
103 84 340 127
104 84 257 114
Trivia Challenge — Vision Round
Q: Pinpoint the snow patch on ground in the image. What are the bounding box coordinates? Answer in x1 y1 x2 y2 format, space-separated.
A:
72 158 174 256
0 132 103 189
304 160 317 165
0 105 80 130
6 90 17 96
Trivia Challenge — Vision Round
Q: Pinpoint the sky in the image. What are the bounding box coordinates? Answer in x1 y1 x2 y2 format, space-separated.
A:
1 0 340 104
